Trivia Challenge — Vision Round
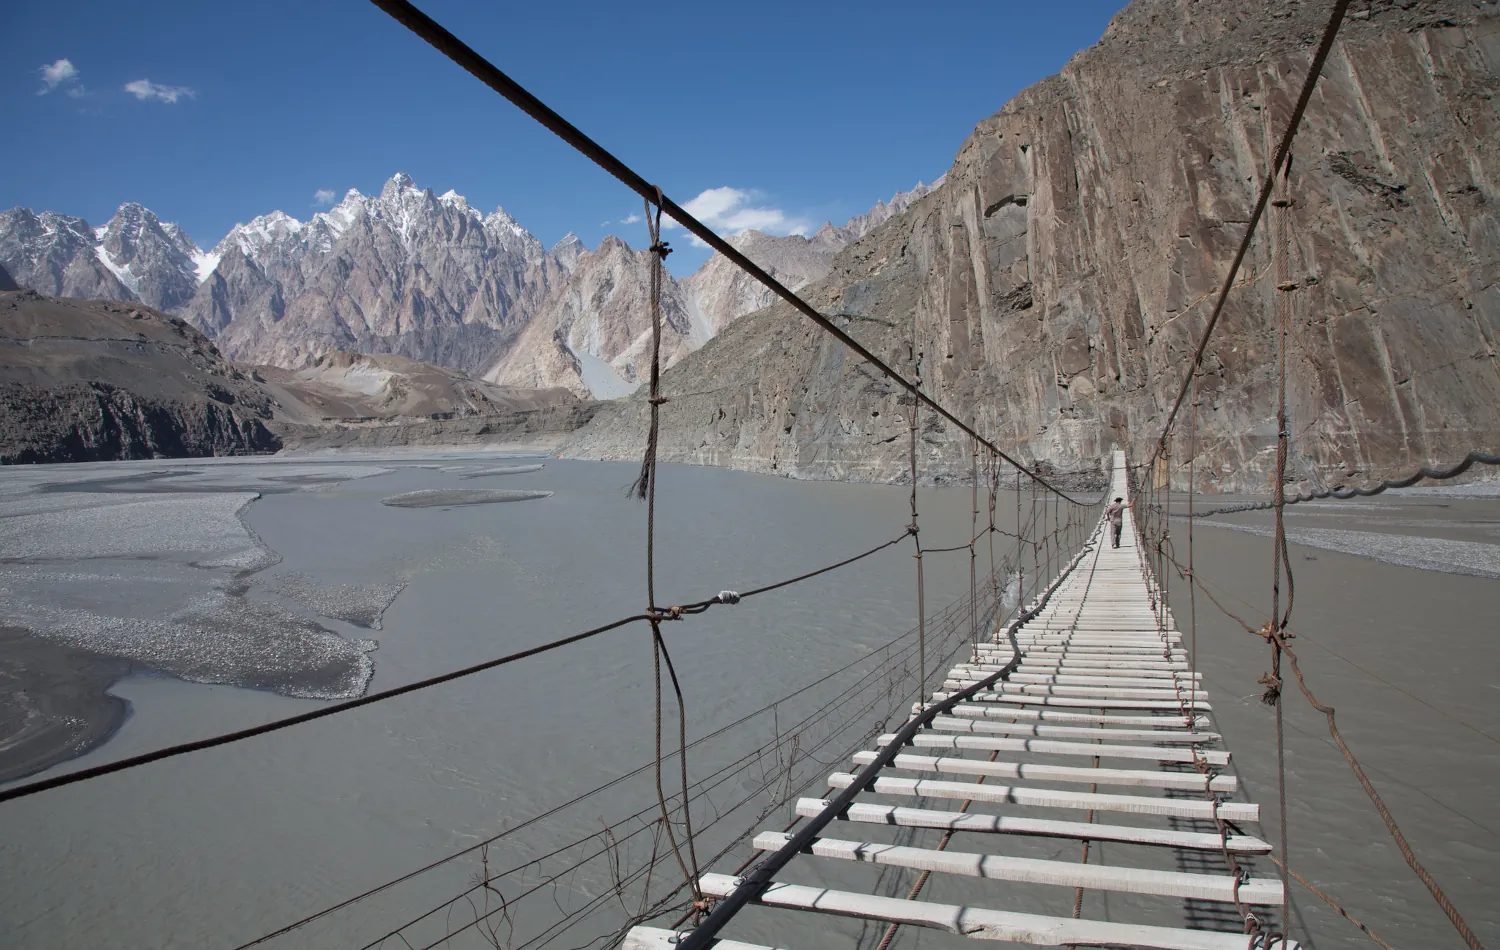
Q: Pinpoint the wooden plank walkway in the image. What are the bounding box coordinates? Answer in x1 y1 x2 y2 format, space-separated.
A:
627 451 1292 950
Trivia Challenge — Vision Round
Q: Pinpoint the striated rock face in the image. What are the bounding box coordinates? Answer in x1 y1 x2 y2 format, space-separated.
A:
0 291 282 463
565 0 1500 491
482 236 697 398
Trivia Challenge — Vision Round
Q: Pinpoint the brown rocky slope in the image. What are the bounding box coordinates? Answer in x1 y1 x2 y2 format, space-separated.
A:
565 0 1500 491
0 291 593 463
0 291 282 463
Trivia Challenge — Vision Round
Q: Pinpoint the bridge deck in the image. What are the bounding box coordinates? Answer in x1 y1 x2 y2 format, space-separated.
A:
626 451 1291 950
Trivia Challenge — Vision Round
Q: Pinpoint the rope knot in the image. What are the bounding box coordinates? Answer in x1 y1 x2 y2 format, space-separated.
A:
716 590 740 605
649 606 685 622
650 396 670 406
648 240 673 259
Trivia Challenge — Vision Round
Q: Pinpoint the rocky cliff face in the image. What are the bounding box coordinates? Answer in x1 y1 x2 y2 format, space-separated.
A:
565 0 1500 491
0 291 282 463
2 177 935 400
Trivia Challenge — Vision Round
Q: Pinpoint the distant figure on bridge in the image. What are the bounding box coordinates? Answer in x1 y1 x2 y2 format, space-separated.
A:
1106 497 1133 548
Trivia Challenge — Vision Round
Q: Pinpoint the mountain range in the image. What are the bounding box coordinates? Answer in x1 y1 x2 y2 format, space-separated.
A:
0 176 938 400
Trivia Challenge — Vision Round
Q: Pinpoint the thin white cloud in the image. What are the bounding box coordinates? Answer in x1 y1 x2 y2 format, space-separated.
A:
667 186 811 239
620 212 642 225
313 189 337 207
38 58 81 95
124 79 195 103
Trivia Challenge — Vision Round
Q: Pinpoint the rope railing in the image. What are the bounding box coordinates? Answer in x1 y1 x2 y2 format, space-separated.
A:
1183 450 1500 518
330 574 1010 950
232 570 1006 948
0 528 913 806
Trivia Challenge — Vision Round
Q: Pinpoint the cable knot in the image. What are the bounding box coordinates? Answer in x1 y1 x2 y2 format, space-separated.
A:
650 396 670 406
1257 671 1283 706
715 590 740 605
649 606 685 622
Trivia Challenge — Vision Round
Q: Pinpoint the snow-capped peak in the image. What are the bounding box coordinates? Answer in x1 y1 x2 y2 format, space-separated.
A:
213 210 306 263
484 206 526 237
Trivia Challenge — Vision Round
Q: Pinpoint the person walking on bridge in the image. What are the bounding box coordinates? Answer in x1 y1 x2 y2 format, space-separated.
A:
1106 496 1133 548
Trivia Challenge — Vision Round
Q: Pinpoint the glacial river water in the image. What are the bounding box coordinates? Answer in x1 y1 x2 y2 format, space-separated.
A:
0 455 1496 950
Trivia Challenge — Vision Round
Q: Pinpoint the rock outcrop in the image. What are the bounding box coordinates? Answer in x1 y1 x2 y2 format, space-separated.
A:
0 290 594 463
0 291 282 463
565 0 1500 491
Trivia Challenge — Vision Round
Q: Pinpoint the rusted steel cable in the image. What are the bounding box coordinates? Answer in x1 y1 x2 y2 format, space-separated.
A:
365 0 1091 506
1274 633 1486 950
873 744 1005 950
632 194 705 911
676 536 1087 950
0 610 647 806
357 584 1001 950
1149 0 1352 468
1268 856 1401 950
1268 157 1295 925
1186 450 1500 518
1157 545 1485 949
1 528 913 806
907 341 927 712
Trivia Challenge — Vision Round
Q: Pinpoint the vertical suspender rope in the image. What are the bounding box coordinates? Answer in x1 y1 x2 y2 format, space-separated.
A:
1016 471 1024 608
971 427 980 654
907 340 925 712
634 194 704 913
1189 374 1199 727
1268 153 1295 933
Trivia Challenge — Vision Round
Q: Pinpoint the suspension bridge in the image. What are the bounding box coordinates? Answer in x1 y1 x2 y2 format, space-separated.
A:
626 453 1290 950
1 1 1492 949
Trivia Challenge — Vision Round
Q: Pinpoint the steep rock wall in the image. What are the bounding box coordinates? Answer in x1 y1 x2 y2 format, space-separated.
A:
566 0 1500 490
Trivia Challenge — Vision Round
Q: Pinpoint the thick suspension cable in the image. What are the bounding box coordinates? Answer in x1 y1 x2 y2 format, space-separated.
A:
0 530 912 805
365 0 1090 505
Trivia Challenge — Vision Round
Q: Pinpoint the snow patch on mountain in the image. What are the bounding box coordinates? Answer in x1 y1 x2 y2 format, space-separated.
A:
94 243 140 293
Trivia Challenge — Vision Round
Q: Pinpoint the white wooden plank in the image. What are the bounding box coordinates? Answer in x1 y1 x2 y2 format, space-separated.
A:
796 799 1269 853
928 716 1219 743
696 874 1299 950
951 692 1208 711
752 832 1282 905
623 927 785 950
854 751 1236 792
827 773 1259 821
974 668 1202 682
943 679 1209 701
905 735 1232 765
924 702 1209 729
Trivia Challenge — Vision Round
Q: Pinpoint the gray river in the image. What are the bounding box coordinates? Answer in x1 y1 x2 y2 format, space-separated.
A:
1 455 1496 950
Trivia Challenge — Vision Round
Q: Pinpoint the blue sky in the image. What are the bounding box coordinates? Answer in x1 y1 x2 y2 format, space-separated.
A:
5 0 1126 274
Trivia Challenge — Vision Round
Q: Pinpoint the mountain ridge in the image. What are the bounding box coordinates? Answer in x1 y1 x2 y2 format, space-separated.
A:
1 177 940 400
